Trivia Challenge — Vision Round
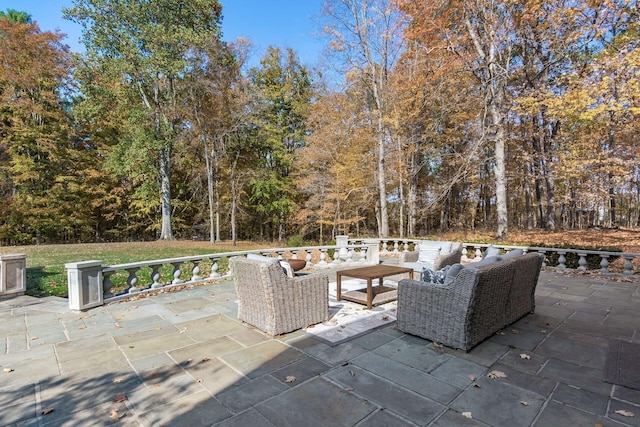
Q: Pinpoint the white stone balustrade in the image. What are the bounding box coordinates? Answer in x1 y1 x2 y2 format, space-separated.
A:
65 238 640 311
66 242 378 310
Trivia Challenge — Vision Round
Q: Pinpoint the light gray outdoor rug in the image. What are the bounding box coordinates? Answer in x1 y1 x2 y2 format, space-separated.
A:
304 279 397 346
604 339 640 390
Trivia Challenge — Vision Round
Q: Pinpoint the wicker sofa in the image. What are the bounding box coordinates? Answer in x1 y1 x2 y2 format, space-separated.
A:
399 241 463 274
396 252 544 351
229 256 329 336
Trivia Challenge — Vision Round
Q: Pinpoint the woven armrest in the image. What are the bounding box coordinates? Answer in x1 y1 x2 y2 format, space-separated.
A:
433 243 463 270
399 251 419 264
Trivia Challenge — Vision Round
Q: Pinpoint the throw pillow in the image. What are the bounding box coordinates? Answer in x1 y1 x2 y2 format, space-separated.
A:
483 245 501 258
247 253 280 264
502 248 524 259
279 261 294 278
421 267 437 283
421 265 449 284
473 255 501 267
443 263 465 285
418 247 441 263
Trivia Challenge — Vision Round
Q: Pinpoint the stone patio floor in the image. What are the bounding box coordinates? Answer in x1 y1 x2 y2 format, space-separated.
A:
2 259 640 426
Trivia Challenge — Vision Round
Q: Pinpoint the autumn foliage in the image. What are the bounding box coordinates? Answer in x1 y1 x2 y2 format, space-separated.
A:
0 1 639 245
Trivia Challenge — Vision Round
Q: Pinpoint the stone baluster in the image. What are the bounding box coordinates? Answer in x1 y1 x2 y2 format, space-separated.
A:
171 262 183 284
577 253 587 271
623 256 634 276
305 251 312 267
461 246 468 262
126 267 140 293
475 247 482 260
393 241 399 253
103 269 114 298
382 241 389 253
149 264 162 288
345 249 354 263
557 251 567 269
599 255 610 275
209 259 220 278
191 261 202 282
318 249 328 266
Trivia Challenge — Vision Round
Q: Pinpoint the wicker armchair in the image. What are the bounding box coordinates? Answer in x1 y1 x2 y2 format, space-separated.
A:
399 241 463 274
397 259 516 351
505 253 545 325
229 257 329 336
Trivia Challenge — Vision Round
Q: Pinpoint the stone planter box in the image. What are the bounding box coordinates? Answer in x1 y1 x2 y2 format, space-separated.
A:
0 254 27 298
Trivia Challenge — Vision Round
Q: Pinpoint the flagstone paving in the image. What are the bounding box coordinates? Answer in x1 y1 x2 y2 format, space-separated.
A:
1 262 640 426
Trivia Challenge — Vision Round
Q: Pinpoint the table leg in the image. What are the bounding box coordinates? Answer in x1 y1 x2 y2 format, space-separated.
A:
366 278 373 309
336 273 342 301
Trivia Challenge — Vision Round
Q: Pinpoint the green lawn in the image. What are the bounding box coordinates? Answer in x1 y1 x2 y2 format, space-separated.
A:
0 240 268 298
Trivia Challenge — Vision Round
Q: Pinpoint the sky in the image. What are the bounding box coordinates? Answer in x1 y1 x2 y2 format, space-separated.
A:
1 0 328 67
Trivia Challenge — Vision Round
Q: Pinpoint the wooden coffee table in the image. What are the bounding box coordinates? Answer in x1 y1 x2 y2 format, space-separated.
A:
336 265 414 309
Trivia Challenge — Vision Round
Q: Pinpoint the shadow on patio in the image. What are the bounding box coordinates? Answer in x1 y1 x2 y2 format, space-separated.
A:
1 264 640 426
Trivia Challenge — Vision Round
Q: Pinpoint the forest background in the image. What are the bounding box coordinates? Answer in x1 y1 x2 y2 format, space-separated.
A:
0 0 638 248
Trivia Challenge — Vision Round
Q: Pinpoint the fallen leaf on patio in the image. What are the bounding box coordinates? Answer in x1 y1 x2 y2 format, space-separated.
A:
307 324 316 328
131 305 138 309
113 378 123 383
391 325 398 330
30 336 38 340
285 376 297 383
615 410 635 417
511 329 519 334
350 370 356 377
497 331 505 335
78 326 86 330
540 330 548 334
520 401 529 406
382 315 389 320
487 370 507 379
520 353 531 360
202 357 210 362
473 383 481 388
3 368 14 373
196 379 203 383
110 409 119 420
345 387 354 391
114 393 128 403
114 323 122 329
128 345 134 349
468 375 476 381
41 408 55 415
462 412 472 419
155 327 162 330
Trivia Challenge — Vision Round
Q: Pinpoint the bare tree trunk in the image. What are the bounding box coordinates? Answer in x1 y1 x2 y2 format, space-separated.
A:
230 152 239 246
408 157 417 237
159 145 173 240
203 138 216 244
490 100 508 238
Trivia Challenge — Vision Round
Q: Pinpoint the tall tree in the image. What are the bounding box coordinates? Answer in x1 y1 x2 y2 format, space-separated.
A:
65 0 223 240
182 38 242 244
321 0 405 238
0 15 76 243
248 47 313 242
